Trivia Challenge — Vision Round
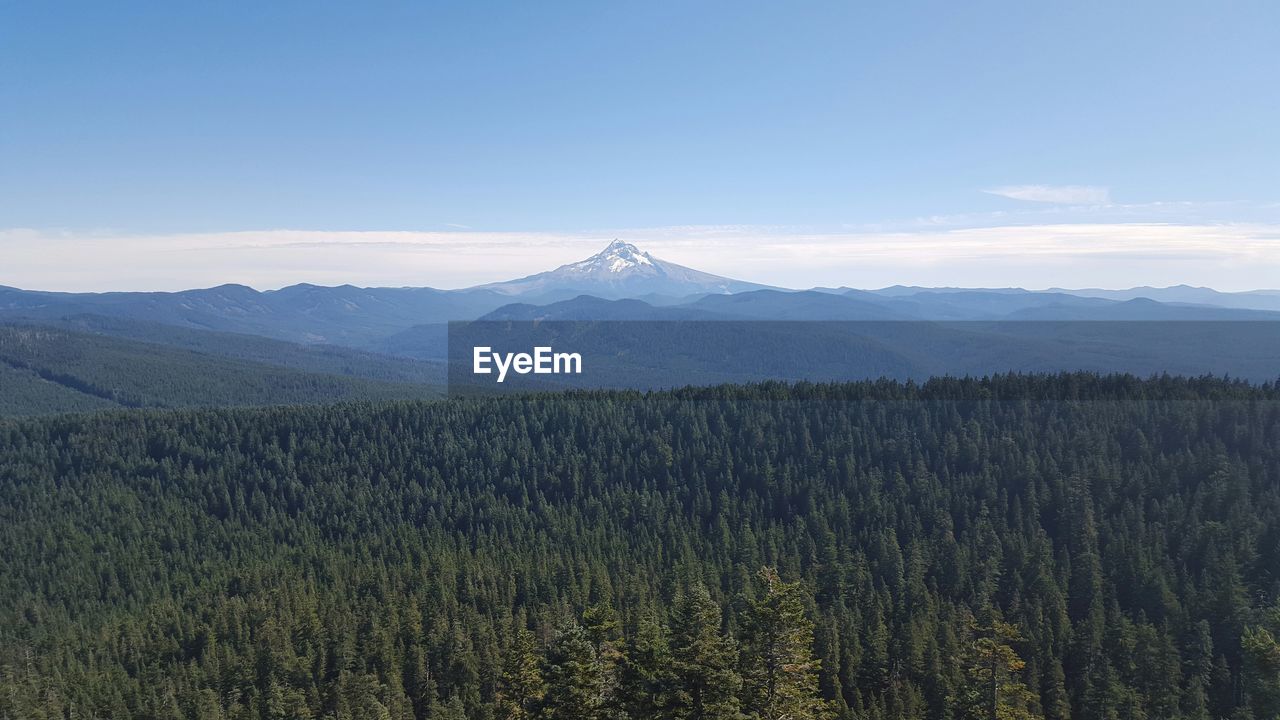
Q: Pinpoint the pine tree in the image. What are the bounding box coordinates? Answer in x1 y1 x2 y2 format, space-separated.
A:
669 582 741 720
950 616 1041 720
619 613 678 720
584 603 627 720
739 567 832 720
496 627 546 720
437 695 469 720
1243 625 1280 720
541 621 603 720
5 376 1280 720
1039 657 1070 720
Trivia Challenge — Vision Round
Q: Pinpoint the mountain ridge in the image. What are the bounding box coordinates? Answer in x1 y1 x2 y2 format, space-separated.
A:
4 240 1280 350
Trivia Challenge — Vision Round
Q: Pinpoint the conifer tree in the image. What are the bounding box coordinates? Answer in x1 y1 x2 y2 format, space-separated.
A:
670 582 741 720
541 621 604 720
1243 625 1280 720
619 613 678 720
496 627 546 720
739 567 831 720
951 616 1040 720
584 603 627 720
3 376 1280 720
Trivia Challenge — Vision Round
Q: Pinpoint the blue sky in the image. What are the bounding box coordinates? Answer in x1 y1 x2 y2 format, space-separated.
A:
2 1 1279 290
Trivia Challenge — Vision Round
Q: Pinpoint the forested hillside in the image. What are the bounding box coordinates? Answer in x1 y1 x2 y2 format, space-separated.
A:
16 314 446 384
0 325 441 415
3 375 1280 720
0 362 119 415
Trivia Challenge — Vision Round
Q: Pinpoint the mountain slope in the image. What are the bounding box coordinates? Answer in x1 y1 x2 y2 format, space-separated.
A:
0 283 509 346
1005 297 1280 320
690 289 908 320
8 246 1280 354
0 363 120 415
0 325 441 415
861 290 1115 320
1049 284 1280 312
21 314 445 384
472 239 773 299
479 295 729 321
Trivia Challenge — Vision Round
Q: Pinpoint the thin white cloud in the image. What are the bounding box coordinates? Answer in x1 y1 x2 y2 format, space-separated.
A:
3 221 1280 292
984 185 1112 204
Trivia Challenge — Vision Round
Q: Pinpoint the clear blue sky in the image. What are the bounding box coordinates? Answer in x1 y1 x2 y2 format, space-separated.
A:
3 1 1280 292
3 0 1277 233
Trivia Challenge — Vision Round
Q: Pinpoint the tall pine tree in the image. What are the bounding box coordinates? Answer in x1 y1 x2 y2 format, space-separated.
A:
739 567 832 720
670 582 741 720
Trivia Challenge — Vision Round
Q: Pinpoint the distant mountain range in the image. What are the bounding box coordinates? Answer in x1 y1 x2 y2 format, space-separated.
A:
0 282 509 346
474 285 1280 324
3 239 1280 412
1047 285 1280 312
4 239 1278 347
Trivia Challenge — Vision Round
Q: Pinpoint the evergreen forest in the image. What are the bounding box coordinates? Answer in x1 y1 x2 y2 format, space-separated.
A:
3 374 1280 720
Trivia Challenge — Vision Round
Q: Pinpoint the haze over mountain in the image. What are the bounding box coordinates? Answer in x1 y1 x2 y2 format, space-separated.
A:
1047 284 1280 312
0 241 767 345
4 238 1280 414
0 282 512 346
2 238 1279 365
4 238 1279 330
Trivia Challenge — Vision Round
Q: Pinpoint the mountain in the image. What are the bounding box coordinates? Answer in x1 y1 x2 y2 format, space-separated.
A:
689 289 908 320
7 241 1280 397
479 295 727 321
869 285 1031 297
1004 296 1280 320
1049 284 1280 312
474 287 1280 325
862 289 1122 320
0 283 511 346
0 241 767 344
471 290 909 325
7 243 1280 354
868 285 1280 316
471 239 773 299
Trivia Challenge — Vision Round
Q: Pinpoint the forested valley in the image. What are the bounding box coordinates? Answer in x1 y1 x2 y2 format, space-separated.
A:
3 374 1280 720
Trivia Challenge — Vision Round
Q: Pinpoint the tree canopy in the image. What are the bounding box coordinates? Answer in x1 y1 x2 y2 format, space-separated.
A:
2 373 1279 720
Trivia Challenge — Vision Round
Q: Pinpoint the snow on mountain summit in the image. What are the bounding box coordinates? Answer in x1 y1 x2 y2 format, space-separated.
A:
471 239 772 300
565 240 657 275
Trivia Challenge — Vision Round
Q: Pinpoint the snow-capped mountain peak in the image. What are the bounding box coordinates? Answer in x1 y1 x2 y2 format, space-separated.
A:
566 240 655 274
470 239 773 300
